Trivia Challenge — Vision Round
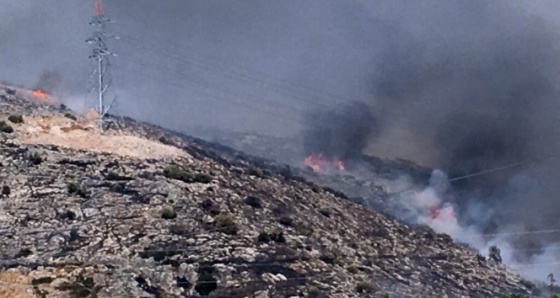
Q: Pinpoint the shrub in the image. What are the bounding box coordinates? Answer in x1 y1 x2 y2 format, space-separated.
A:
64 113 77 121
8 114 23 124
31 277 54 285
247 167 265 178
200 199 221 215
257 230 286 244
319 208 331 218
67 182 87 198
0 121 13 133
161 206 177 220
270 229 286 243
1 185 10 196
356 281 373 293
163 165 212 184
30 152 43 165
347 265 359 274
214 213 238 235
257 232 271 243
244 196 262 208
56 274 102 298
195 272 217 296
278 216 294 227
320 251 337 265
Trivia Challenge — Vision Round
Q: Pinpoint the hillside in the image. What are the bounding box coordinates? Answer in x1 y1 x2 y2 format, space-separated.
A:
0 87 539 297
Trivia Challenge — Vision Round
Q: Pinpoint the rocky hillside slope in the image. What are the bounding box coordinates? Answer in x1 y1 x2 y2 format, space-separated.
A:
0 87 540 297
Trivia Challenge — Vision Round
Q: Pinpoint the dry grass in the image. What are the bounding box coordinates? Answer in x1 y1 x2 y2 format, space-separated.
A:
0 270 34 298
17 115 191 160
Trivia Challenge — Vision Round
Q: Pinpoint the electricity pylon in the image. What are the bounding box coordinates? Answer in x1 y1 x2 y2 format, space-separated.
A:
86 0 118 133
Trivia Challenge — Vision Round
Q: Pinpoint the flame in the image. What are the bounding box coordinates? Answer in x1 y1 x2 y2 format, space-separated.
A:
428 204 457 224
32 90 49 99
304 153 345 173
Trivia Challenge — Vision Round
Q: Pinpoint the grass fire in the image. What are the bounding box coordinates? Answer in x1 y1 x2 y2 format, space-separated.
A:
304 153 345 173
32 89 49 99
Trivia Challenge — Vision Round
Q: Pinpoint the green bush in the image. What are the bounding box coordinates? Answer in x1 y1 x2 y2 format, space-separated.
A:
8 114 23 124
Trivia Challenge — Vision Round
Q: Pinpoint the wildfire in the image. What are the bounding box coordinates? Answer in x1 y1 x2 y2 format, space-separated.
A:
32 89 49 99
304 153 345 173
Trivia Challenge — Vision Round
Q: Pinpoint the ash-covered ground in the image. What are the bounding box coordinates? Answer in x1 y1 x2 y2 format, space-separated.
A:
196 126 560 284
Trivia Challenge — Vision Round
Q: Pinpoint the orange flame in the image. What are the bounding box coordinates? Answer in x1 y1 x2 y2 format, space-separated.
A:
304 153 345 173
32 90 49 99
428 205 457 224
95 0 103 16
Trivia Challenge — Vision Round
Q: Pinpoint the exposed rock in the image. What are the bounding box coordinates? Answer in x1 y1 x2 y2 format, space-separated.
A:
0 89 539 297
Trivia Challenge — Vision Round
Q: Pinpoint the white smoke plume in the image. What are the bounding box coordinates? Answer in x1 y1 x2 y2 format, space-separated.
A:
394 170 560 283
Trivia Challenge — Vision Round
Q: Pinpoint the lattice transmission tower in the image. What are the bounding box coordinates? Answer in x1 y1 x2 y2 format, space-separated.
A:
86 0 118 133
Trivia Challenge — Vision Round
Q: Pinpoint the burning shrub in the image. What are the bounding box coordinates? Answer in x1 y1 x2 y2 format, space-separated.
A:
0 121 14 133
8 114 23 124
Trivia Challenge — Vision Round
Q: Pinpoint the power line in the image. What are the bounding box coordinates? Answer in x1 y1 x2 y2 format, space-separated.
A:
120 55 303 116
119 56 304 127
86 0 119 133
116 20 354 108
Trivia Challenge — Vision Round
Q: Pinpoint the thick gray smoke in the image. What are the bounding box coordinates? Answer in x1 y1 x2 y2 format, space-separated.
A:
302 102 377 160
367 0 560 240
34 70 63 95
4 0 560 283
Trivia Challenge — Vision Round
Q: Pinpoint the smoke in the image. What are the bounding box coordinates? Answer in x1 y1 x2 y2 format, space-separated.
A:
4 0 560 284
397 170 560 282
302 101 377 160
34 70 63 95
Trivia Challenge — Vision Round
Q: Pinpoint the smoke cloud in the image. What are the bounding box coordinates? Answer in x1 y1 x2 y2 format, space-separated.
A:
302 101 377 160
4 0 560 284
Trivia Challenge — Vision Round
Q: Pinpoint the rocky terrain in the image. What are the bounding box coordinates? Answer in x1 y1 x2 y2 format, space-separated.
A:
0 86 543 297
